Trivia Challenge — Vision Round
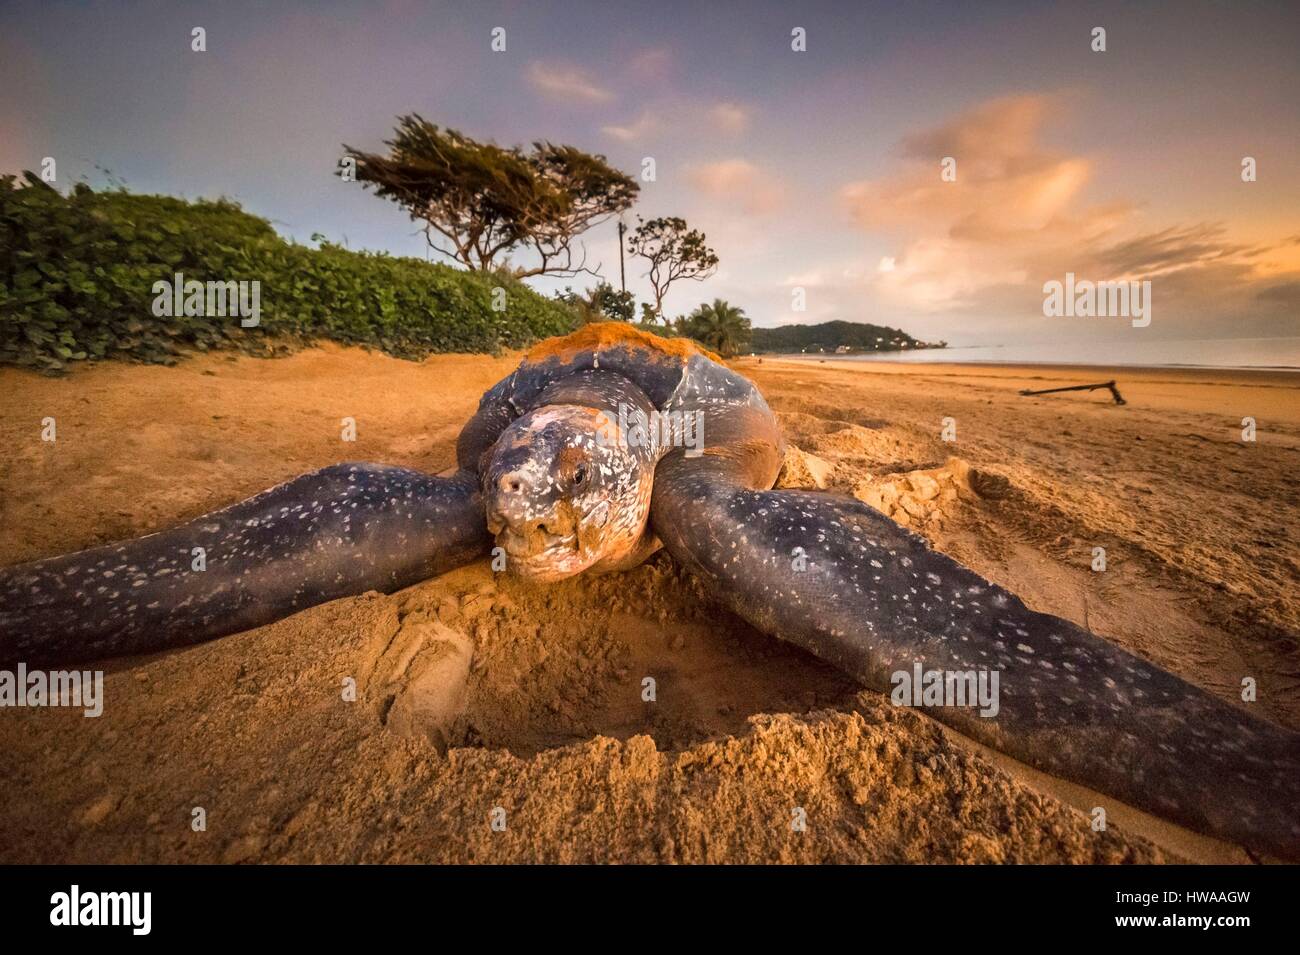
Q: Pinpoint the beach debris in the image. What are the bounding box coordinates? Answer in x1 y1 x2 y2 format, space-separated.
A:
1018 380 1127 405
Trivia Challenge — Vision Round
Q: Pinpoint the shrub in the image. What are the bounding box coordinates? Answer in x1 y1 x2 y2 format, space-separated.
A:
0 174 578 373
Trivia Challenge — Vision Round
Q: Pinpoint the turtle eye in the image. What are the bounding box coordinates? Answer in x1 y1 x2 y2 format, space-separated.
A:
572 465 587 487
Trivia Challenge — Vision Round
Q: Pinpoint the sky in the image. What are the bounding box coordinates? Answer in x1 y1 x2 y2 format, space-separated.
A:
2 0 1298 347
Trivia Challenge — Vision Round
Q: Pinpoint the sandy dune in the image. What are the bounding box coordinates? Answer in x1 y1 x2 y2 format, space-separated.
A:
1 345 1296 863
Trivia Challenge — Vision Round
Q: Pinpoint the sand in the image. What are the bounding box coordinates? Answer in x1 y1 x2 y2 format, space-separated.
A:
1 345 1297 864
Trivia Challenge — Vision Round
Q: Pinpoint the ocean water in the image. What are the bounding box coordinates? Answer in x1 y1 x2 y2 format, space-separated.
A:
781 337 1300 370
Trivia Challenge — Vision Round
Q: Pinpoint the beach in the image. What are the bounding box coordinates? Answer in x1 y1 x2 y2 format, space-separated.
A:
1 346 1296 863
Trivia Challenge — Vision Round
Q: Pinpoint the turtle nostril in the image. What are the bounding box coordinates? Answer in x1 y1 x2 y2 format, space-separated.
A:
499 471 527 494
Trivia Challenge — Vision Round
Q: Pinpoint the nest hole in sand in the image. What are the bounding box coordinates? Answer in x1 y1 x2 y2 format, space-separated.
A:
364 552 862 759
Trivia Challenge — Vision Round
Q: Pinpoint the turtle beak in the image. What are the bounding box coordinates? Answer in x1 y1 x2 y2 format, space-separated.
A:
485 469 539 532
479 408 613 580
485 471 567 538
483 467 583 576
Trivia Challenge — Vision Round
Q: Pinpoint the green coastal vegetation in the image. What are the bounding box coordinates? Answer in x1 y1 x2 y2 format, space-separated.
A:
0 173 576 373
2 116 934 372
749 320 946 355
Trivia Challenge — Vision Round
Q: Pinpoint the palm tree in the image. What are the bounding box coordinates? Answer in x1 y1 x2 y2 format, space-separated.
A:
677 298 751 357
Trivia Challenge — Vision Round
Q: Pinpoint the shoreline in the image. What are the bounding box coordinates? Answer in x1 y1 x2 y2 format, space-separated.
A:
761 353 1300 374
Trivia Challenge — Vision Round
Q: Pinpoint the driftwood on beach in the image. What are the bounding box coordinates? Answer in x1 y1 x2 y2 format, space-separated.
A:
1019 380 1127 405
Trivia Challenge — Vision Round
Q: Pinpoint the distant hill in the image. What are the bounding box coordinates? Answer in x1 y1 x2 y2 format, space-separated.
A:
748 320 942 354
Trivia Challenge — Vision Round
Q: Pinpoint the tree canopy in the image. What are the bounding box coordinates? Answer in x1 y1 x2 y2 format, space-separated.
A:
627 216 718 320
343 115 638 278
555 281 635 324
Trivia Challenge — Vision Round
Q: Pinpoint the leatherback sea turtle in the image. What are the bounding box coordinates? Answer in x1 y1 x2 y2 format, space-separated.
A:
2 323 1297 859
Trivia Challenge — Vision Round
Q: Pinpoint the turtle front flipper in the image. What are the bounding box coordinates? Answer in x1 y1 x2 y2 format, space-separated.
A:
650 455 1300 860
0 464 489 666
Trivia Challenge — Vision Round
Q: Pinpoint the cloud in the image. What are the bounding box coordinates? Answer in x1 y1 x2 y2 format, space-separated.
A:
627 48 672 81
606 101 749 146
1093 223 1254 277
899 94 1051 166
844 95 1094 240
688 159 781 214
601 113 656 142
1256 281 1300 308
711 102 750 135
839 93 1299 338
526 61 614 104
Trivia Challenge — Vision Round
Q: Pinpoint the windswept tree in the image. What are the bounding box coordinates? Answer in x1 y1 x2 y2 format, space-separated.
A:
343 115 638 278
676 298 751 357
627 216 718 320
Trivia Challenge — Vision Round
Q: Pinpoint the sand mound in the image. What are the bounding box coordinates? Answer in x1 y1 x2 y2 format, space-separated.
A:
775 445 835 489
850 456 1012 530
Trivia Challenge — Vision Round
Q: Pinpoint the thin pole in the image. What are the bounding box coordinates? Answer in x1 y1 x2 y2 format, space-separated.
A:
617 220 626 293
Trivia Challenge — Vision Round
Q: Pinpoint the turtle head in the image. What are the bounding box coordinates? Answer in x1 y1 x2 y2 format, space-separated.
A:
482 405 653 582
